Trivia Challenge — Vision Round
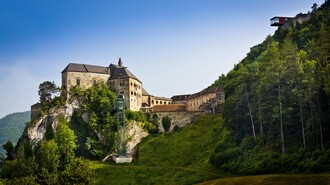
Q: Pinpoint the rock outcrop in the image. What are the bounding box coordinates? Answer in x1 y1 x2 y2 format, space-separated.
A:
17 99 81 148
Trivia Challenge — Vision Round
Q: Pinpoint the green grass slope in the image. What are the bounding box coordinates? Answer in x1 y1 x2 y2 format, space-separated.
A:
90 162 222 185
91 114 228 185
197 174 330 185
136 114 229 169
89 114 330 184
0 111 30 156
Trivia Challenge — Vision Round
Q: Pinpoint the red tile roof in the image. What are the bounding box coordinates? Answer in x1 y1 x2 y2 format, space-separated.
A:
152 104 186 112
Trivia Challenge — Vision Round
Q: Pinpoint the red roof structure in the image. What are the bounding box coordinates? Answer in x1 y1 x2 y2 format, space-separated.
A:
270 16 292 26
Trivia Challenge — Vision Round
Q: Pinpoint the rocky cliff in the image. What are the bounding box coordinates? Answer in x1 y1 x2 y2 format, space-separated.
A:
16 99 148 159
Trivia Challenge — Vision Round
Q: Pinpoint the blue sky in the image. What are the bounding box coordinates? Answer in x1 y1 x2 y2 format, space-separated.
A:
0 0 325 118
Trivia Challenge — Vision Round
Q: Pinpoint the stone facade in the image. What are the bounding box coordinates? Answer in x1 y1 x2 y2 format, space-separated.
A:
62 71 110 92
186 86 225 112
151 104 202 132
141 89 172 112
31 103 42 121
109 78 142 111
62 59 147 111
61 59 225 113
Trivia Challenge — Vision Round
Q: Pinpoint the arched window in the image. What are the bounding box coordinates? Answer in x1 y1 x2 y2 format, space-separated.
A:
76 78 80 86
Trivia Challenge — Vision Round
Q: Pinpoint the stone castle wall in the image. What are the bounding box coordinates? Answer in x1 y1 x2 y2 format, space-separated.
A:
186 92 225 112
154 111 202 133
62 71 110 91
109 78 142 111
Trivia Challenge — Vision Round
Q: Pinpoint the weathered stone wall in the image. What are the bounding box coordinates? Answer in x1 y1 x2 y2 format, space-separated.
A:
153 97 172 106
186 92 225 112
128 78 143 111
109 78 142 111
31 103 42 121
62 71 110 92
187 93 217 112
153 111 202 133
143 96 172 107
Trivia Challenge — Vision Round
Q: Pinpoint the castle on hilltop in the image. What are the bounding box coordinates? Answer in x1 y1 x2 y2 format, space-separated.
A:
61 58 225 131
62 58 225 113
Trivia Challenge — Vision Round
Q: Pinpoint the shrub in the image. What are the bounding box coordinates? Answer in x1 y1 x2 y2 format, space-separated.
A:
59 157 95 185
143 122 158 134
162 116 171 133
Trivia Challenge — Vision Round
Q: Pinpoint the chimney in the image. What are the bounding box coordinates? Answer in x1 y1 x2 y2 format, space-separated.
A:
118 57 123 67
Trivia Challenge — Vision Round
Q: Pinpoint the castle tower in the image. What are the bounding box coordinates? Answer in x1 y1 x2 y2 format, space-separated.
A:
118 57 123 67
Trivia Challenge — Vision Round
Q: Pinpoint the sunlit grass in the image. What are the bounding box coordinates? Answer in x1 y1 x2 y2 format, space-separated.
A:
196 174 330 185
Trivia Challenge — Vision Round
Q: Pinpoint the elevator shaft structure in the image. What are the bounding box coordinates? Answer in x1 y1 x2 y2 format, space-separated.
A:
116 94 127 157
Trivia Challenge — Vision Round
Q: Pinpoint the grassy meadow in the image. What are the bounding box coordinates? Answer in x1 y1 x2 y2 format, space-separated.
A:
89 114 330 185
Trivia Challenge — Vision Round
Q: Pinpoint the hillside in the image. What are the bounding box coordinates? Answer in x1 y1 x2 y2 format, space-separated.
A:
137 114 228 169
0 111 30 156
90 114 330 185
91 114 227 185
209 1 330 174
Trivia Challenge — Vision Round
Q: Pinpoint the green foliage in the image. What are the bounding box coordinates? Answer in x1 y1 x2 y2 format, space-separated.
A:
0 111 30 156
210 1 330 161
38 81 64 112
0 158 38 179
143 121 158 134
211 139 330 175
36 168 58 185
161 116 171 133
55 117 77 169
126 110 146 122
38 81 59 103
126 111 158 134
69 112 93 159
2 142 14 160
80 83 117 159
209 3 330 174
59 157 95 185
39 139 59 173
44 123 55 141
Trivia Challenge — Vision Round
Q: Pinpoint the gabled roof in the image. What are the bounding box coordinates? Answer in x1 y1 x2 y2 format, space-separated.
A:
188 86 224 100
109 64 141 82
171 94 191 101
62 63 109 74
152 104 186 112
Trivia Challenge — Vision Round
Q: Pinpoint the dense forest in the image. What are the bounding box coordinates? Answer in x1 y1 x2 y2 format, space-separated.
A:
0 2 329 184
0 112 30 156
210 2 330 174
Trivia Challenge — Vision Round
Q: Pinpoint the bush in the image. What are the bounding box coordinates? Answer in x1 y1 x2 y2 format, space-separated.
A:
143 122 158 134
162 116 171 133
126 110 147 122
59 157 95 185
3 176 37 185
